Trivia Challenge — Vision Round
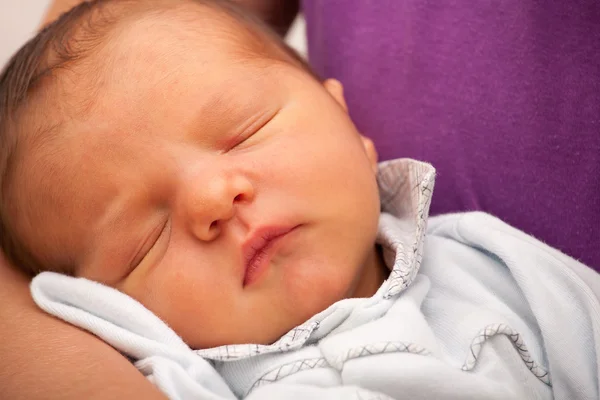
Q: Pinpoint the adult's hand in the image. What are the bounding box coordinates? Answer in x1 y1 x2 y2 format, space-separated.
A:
0 252 167 400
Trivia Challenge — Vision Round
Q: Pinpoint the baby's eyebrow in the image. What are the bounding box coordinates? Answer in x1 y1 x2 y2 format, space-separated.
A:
183 74 270 138
196 91 250 126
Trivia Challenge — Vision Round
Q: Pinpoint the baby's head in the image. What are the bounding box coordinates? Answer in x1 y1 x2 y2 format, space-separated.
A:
0 0 384 348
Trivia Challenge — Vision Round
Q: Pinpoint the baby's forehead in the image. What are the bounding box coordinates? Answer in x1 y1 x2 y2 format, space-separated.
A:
107 10 258 66
62 2 292 104
40 5 275 130
98 2 285 67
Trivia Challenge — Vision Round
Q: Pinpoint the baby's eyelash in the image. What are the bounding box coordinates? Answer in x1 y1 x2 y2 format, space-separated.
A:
225 108 281 152
227 130 255 151
129 219 169 272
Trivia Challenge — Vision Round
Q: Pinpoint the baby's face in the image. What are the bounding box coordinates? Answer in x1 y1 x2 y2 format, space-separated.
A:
21 14 382 348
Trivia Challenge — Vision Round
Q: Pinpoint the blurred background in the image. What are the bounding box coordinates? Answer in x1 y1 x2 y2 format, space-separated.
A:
0 0 307 68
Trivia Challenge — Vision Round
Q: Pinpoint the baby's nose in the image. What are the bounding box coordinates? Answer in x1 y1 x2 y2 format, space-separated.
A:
185 174 254 241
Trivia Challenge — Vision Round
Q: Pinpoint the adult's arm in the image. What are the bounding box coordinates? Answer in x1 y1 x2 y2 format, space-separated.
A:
0 253 167 399
43 0 300 35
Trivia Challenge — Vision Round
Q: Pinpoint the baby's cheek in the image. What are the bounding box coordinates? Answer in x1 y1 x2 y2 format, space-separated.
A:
282 252 357 319
148 281 225 348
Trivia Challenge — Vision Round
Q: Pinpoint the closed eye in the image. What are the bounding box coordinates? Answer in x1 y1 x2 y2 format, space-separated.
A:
225 108 280 152
127 218 170 276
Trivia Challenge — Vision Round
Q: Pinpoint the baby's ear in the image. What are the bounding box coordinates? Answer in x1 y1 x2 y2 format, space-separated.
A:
323 79 348 112
324 79 378 173
361 135 379 174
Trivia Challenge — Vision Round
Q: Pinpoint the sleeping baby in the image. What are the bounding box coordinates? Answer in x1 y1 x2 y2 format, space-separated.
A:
1 0 599 399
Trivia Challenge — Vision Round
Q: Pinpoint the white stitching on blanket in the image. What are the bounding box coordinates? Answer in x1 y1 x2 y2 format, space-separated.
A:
249 327 551 392
250 341 430 392
462 323 552 386
381 163 435 299
342 341 431 363
194 321 320 361
250 357 330 390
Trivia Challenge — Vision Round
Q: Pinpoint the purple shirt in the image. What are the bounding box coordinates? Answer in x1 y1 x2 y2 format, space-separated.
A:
302 0 600 270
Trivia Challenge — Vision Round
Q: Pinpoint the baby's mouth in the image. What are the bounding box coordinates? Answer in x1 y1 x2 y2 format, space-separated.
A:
242 225 299 287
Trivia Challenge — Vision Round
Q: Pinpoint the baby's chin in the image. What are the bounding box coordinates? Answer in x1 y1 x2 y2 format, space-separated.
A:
185 297 341 350
180 248 374 350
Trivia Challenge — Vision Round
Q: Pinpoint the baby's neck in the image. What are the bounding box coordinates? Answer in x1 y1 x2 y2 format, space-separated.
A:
351 245 388 298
